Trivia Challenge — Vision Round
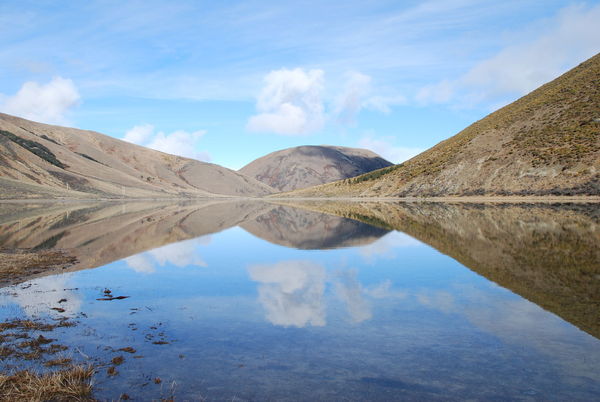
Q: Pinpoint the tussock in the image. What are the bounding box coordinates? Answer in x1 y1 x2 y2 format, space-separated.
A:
0 366 94 401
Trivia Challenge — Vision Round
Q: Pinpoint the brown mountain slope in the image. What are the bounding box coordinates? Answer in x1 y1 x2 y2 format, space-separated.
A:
239 145 392 191
283 53 600 198
0 113 274 199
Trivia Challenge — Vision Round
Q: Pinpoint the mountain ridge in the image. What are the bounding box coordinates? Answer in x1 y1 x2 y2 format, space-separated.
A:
0 113 275 199
239 145 392 191
280 53 600 198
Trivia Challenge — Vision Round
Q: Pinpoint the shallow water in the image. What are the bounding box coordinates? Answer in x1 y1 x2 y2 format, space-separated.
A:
0 201 599 401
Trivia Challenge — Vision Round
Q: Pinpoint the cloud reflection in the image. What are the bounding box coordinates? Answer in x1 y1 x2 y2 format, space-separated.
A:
359 231 421 262
0 274 81 317
248 262 412 328
334 270 372 323
124 236 211 274
248 260 327 328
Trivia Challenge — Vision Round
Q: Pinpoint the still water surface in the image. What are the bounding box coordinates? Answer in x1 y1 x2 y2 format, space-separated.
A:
0 201 599 400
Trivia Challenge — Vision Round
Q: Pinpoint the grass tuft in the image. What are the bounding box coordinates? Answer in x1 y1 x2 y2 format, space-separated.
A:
0 366 94 401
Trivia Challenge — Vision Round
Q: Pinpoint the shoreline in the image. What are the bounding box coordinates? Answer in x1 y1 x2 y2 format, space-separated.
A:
1 195 599 204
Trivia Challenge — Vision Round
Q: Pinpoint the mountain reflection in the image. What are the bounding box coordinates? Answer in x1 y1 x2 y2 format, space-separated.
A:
240 205 390 249
1 200 598 339
0 200 389 282
281 201 600 339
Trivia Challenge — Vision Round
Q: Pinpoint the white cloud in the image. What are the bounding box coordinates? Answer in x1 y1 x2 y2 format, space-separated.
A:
123 123 154 144
248 260 326 328
415 79 454 104
332 71 407 124
333 71 372 125
123 124 211 161
417 4 600 106
0 76 80 125
246 68 325 135
363 94 407 114
358 135 423 163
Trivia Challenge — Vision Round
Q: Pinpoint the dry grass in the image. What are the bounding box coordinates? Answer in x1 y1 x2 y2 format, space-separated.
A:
0 366 94 401
0 318 75 332
283 53 600 198
0 317 99 400
0 249 76 286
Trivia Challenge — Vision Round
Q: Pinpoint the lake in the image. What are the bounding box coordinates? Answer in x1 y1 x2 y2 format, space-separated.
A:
0 200 599 401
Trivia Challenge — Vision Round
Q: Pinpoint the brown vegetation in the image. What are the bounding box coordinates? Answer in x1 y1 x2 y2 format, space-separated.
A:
0 249 76 287
0 317 93 401
0 366 94 401
282 53 600 198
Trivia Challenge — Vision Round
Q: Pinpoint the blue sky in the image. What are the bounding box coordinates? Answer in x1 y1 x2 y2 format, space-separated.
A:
1 1 599 169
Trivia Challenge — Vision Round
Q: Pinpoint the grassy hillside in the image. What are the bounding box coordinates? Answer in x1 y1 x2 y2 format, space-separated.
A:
0 114 274 199
283 53 600 197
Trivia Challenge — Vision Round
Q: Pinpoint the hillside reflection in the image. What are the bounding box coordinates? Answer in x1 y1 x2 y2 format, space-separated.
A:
280 201 600 339
1 200 598 339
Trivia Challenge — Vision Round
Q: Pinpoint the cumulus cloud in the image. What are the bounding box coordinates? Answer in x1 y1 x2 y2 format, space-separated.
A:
0 76 80 125
248 260 327 327
123 123 154 144
416 4 600 106
246 68 325 135
123 124 211 161
358 135 423 164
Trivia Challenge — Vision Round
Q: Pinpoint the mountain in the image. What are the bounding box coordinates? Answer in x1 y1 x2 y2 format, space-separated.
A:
0 113 274 199
282 53 600 198
239 145 392 191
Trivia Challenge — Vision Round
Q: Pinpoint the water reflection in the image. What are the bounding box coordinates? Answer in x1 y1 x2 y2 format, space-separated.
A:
3 274 81 317
333 269 372 324
240 204 390 249
281 200 600 339
0 200 599 400
249 260 327 327
125 236 212 273
0 200 598 338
